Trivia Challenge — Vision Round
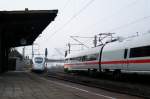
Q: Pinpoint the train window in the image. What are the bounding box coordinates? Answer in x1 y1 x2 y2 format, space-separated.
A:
124 49 128 59
130 45 150 58
84 54 98 61
65 59 69 63
75 57 82 61
82 56 86 61
72 58 75 60
69 57 82 62
34 57 43 63
69 54 99 62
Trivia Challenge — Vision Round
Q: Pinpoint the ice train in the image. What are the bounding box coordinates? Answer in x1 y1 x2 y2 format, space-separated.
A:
32 56 46 71
64 34 150 74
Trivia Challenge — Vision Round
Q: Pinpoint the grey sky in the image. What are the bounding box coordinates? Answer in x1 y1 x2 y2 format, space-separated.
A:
2 0 149 58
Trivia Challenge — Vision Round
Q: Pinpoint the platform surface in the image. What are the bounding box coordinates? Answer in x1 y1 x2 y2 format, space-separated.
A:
0 71 142 99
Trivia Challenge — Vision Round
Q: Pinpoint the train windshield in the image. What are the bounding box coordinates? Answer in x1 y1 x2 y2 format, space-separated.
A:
34 57 43 63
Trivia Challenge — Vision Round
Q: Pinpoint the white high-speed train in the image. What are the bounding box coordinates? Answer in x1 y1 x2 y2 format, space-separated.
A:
64 34 150 74
32 56 46 71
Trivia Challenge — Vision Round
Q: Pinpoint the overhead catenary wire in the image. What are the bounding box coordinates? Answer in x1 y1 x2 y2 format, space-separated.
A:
108 15 150 32
45 0 71 34
41 0 72 45
48 0 95 39
61 0 71 12
72 36 95 48
70 36 90 48
47 0 139 45
80 0 139 33
47 0 138 41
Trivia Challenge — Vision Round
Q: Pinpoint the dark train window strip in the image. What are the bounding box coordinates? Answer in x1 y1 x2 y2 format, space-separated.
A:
67 53 99 62
129 45 150 58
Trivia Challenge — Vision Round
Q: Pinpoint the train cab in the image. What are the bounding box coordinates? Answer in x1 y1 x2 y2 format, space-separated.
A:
32 56 45 72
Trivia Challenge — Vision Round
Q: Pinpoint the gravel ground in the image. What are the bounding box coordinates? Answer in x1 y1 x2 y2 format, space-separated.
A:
45 66 150 98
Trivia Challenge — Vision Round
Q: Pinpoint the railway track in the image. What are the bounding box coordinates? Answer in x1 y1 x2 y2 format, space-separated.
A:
43 71 150 99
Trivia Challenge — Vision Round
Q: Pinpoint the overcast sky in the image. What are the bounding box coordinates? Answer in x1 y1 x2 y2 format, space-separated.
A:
2 0 149 58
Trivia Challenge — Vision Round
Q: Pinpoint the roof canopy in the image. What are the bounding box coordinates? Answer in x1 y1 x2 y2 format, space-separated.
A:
0 9 58 47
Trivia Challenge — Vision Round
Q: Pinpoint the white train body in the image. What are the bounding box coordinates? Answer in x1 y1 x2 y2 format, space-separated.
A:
64 34 150 74
65 46 101 70
32 56 45 71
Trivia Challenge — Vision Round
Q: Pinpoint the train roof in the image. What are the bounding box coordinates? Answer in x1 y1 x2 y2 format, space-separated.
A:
65 46 103 59
65 33 150 59
104 33 150 51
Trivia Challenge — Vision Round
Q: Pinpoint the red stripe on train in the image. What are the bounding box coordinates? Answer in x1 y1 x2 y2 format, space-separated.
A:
64 59 150 66
101 59 150 64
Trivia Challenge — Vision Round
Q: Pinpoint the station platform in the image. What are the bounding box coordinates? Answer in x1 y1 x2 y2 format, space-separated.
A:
0 71 141 99
0 71 75 99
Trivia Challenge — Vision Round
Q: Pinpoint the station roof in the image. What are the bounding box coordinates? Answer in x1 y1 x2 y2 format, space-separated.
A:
0 9 58 47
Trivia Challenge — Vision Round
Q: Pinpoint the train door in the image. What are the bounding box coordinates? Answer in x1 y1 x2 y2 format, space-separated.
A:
122 48 128 71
